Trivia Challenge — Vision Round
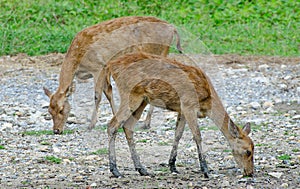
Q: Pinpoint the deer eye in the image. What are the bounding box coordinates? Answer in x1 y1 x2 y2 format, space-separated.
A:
246 150 251 157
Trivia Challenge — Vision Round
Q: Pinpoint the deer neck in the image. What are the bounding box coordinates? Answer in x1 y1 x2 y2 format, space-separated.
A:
208 97 235 142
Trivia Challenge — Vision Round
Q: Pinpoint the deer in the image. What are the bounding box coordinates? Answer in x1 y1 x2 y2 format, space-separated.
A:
99 52 254 178
43 16 183 134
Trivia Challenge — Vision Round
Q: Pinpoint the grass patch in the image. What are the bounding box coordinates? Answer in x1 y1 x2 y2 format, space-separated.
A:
0 0 299 56
278 154 291 161
292 149 299 153
45 156 62 164
255 143 268 147
251 124 263 131
223 149 231 153
0 145 5 150
200 126 218 131
158 141 169 146
156 167 169 173
22 129 74 136
137 139 148 143
91 148 108 155
40 140 51 145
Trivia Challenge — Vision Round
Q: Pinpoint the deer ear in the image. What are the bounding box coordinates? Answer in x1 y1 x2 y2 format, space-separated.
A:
43 87 52 98
242 122 251 135
228 120 241 139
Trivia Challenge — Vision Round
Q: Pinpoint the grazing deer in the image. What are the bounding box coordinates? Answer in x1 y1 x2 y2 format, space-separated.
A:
43 16 182 134
101 52 254 178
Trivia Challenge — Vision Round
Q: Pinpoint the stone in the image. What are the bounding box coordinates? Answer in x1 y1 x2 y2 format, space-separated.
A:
221 180 230 187
281 183 289 188
258 64 270 71
250 102 261 110
268 172 283 179
263 101 273 109
292 115 300 120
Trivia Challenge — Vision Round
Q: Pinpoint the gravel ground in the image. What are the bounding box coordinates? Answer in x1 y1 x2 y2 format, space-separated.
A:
0 53 299 189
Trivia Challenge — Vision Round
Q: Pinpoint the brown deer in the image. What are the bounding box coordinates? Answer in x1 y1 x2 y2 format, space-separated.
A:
43 16 182 134
101 52 254 178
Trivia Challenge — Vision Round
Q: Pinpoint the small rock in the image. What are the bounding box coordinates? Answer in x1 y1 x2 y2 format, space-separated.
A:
247 185 255 189
268 172 283 179
250 102 261 110
263 101 273 109
90 182 97 187
279 84 288 90
221 180 230 187
281 183 289 188
1 122 13 131
292 115 300 120
53 146 60 153
63 159 71 164
39 146 50 152
258 64 269 71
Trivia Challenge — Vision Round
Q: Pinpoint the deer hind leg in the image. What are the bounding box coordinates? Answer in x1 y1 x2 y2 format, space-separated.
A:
108 95 144 178
184 110 209 178
89 69 117 129
142 105 154 129
123 100 151 176
169 113 186 174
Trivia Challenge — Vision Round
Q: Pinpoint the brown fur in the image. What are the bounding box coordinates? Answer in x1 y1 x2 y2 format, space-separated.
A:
43 16 182 134
103 52 254 178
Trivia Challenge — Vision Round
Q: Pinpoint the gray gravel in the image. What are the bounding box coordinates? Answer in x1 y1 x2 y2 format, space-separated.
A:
0 53 299 188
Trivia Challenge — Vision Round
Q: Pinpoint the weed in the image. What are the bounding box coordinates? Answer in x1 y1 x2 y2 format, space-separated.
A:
91 148 108 155
278 154 291 161
158 141 169 146
45 156 62 164
40 140 51 145
292 149 299 153
0 145 5 150
137 139 148 143
156 167 169 173
256 143 268 147
22 129 74 136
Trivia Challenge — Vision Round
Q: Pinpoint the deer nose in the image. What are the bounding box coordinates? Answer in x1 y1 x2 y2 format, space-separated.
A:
53 129 61 135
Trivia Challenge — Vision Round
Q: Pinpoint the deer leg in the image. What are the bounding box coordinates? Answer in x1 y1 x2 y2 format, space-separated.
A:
103 80 117 115
184 110 209 178
89 69 106 130
142 105 154 129
123 101 151 176
108 96 144 178
108 115 123 178
169 113 186 174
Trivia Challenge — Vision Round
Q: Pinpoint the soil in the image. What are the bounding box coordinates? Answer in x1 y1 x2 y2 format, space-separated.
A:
0 53 299 189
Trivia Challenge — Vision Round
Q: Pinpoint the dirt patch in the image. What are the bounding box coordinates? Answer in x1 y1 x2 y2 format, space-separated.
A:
0 53 299 188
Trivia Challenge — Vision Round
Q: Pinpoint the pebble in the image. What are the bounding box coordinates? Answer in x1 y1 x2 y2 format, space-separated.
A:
263 101 273 109
0 54 299 188
292 115 300 120
249 102 261 110
281 183 289 188
268 172 283 179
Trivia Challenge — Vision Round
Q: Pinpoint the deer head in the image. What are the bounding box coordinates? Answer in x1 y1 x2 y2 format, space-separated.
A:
43 87 71 134
228 121 254 176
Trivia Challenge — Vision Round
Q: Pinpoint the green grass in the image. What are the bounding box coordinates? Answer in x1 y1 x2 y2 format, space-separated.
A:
137 139 148 143
292 149 299 153
278 154 291 161
22 129 74 136
158 141 169 146
45 156 62 164
91 148 108 155
1 0 299 56
0 145 5 150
